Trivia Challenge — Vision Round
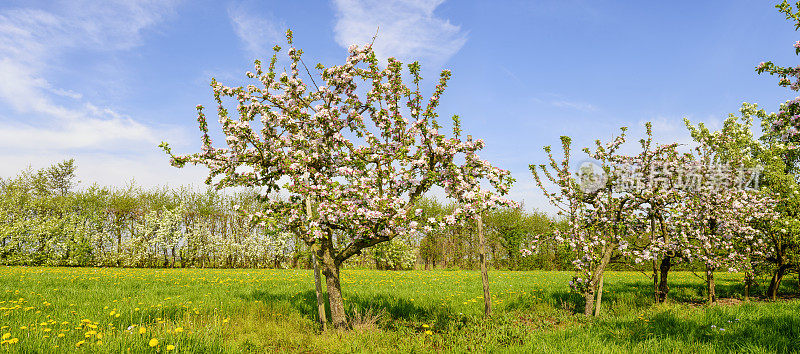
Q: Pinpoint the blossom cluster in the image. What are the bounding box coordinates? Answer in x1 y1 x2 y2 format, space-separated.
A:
162 30 514 262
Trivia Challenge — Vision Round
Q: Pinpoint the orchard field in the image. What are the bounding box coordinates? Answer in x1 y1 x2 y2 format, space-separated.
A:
0 266 797 353
5 1 800 353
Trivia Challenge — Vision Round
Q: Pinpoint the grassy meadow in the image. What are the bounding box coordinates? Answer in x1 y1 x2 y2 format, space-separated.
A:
0 267 797 353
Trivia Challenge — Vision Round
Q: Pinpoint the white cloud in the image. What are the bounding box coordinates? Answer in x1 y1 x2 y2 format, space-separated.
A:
332 0 467 68
0 111 157 151
0 151 209 191
228 3 285 59
0 1 187 187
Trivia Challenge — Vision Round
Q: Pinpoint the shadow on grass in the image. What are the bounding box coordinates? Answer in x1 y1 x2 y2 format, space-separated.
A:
505 275 800 317
237 289 455 324
594 305 800 352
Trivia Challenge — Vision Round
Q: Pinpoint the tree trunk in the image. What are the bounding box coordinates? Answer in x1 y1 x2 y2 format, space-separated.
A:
312 250 327 330
657 255 671 303
304 175 329 329
586 243 614 316
319 247 346 329
744 271 753 301
116 228 123 267
706 268 716 304
593 273 604 316
652 258 659 303
767 264 789 300
321 262 346 329
584 287 595 316
477 215 491 317
650 217 659 303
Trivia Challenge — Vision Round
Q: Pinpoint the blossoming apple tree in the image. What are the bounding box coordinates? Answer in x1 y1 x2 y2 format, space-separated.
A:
160 30 514 328
755 0 800 299
530 129 636 316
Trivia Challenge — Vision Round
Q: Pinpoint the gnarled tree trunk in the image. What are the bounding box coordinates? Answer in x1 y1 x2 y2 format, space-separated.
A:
767 264 790 300
319 244 347 329
657 254 671 303
706 268 716 304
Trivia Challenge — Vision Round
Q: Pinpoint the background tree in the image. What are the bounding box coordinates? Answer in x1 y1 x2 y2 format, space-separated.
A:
530 129 636 316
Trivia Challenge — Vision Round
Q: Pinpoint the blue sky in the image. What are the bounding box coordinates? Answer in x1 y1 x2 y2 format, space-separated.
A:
0 0 798 213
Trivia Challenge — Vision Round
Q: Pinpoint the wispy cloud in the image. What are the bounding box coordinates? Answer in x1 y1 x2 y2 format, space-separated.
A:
332 0 467 68
0 1 183 185
531 95 598 112
227 3 285 59
551 100 598 112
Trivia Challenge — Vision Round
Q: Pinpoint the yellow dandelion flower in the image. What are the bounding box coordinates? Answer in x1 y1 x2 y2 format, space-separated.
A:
1 333 9 340
166 344 175 351
148 338 158 347
75 340 85 347
425 330 432 335
422 324 429 328
19 326 26 330
138 327 146 334
58 333 65 338
174 327 183 333
43 328 51 332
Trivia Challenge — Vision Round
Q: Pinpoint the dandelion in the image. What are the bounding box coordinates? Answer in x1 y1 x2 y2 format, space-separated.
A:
1 337 19 345
75 340 85 347
424 330 432 335
149 338 159 347
58 333 65 338
139 326 147 334
1 334 8 340
174 327 183 333
166 344 175 351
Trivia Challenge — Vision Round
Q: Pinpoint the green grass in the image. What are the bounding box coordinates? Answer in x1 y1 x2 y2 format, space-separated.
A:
0 267 797 353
